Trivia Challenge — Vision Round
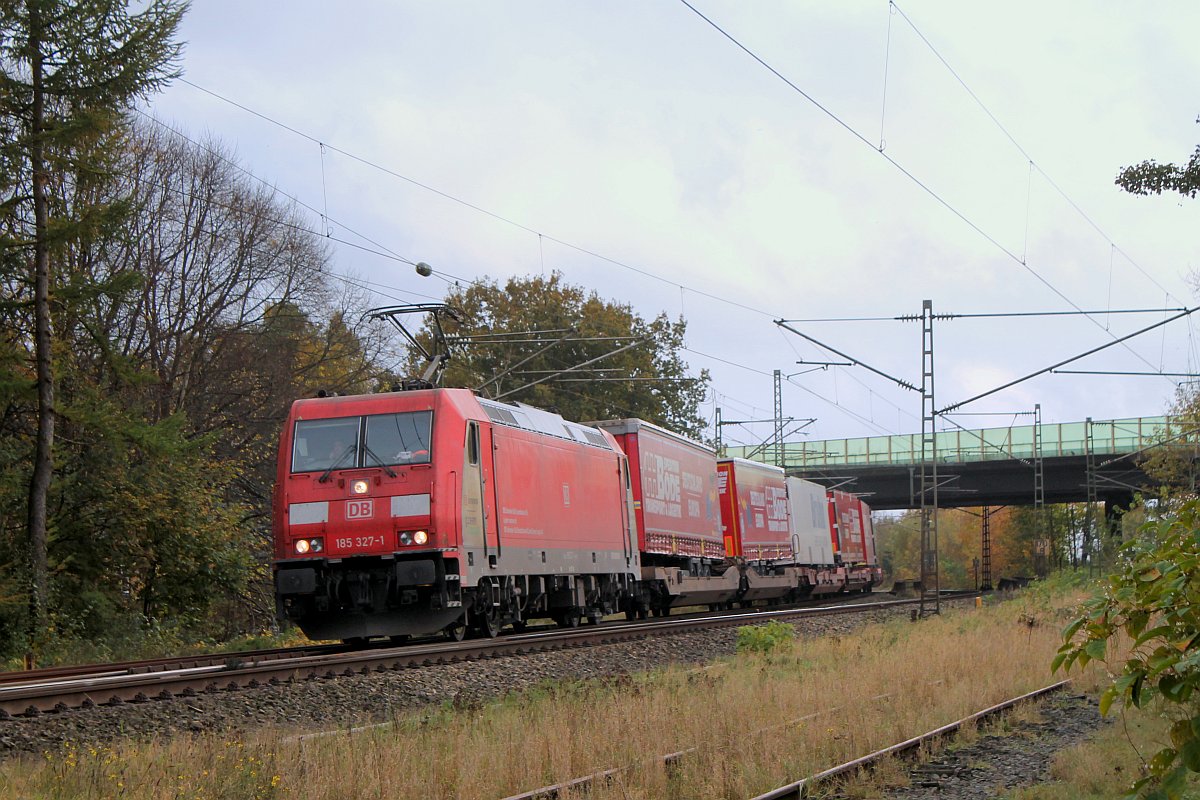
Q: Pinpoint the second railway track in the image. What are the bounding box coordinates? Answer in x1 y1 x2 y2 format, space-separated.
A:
0 592 976 719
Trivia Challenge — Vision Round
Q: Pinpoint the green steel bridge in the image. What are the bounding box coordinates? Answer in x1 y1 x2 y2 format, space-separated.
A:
725 415 1190 510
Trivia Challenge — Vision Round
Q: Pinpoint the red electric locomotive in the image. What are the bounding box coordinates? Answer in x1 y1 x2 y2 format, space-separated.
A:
273 388 639 642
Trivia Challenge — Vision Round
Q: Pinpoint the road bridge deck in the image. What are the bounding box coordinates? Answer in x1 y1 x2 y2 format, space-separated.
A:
725 416 1188 510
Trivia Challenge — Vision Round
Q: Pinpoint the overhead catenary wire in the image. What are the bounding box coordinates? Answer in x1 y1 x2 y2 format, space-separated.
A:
887 0 1186 308
676 0 1175 380
173 79 777 322
941 307 1199 413
159 60 1190 439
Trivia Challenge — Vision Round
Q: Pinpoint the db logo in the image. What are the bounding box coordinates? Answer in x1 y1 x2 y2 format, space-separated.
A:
346 500 374 520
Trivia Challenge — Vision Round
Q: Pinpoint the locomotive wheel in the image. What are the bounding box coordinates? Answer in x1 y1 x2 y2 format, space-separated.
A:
444 617 467 642
637 605 649 620
475 607 502 639
625 608 637 621
555 608 582 628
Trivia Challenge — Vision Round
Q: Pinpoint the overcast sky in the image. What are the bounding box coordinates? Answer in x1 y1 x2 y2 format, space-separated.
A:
146 1 1200 448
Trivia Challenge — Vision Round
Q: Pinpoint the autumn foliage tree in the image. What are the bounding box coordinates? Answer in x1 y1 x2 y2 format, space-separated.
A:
410 272 710 439
0 0 186 646
0 111 395 657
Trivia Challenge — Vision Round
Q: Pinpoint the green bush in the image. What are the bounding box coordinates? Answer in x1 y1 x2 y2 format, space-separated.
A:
1054 499 1200 799
736 620 795 654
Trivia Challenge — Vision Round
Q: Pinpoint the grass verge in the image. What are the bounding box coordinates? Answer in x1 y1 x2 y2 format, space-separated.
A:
0 585 1107 800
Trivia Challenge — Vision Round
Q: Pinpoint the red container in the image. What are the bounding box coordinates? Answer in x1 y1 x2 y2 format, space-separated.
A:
829 489 868 564
717 458 792 561
594 419 723 560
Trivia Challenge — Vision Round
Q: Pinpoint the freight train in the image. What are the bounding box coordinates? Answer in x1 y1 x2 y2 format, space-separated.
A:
272 387 881 643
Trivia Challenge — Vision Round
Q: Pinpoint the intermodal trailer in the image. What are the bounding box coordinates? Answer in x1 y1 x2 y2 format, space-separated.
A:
593 419 738 611
829 489 867 564
273 388 638 641
784 477 835 565
592 419 723 561
717 458 792 562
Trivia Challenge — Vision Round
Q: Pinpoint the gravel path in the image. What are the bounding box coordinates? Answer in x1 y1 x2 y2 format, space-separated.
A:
0 603 922 760
880 692 1109 799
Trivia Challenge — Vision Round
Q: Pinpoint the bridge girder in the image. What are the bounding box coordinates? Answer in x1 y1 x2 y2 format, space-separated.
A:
787 453 1145 511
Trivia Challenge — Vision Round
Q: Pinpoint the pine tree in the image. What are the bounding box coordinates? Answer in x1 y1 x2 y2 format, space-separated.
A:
0 0 186 645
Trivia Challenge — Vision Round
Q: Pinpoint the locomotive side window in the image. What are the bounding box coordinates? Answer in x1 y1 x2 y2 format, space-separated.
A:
292 417 361 473
364 411 433 467
466 422 479 465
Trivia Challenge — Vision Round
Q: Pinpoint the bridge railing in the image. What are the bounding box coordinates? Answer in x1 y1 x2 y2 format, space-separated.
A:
726 416 1181 468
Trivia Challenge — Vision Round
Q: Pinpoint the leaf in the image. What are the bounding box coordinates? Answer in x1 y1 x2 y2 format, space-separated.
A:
1085 639 1108 662
1131 673 1148 708
1170 719 1193 749
1135 626 1176 648
1149 747 1178 773
1180 738 1200 772
1062 616 1086 642
1099 686 1117 717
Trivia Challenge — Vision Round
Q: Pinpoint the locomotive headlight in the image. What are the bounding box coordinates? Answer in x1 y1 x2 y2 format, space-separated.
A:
351 479 369 495
295 539 311 555
310 538 323 553
413 530 428 545
398 531 412 546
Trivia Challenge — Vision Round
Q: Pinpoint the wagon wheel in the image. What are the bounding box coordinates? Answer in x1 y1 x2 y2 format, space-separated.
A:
475 604 502 638
443 615 467 642
555 608 582 628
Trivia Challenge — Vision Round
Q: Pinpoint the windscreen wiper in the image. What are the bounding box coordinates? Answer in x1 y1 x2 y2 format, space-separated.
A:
363 445 398 477
318 444 357 483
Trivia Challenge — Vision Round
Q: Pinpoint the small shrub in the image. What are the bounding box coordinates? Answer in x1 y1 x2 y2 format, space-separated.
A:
736 621 795 654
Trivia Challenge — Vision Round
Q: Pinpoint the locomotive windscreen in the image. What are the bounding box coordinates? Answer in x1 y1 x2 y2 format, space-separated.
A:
291 411 433 473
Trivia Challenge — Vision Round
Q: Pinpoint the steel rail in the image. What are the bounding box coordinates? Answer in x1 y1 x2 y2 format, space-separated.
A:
502 677 1067 800
0 644 347 688
0 593 978 718
749 680 1072 800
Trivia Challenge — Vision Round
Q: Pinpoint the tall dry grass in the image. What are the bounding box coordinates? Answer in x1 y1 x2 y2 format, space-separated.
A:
0 588 1105 800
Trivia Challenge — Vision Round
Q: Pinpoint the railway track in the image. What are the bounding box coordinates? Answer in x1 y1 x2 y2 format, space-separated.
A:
0 591 977 719
502 678 1070 800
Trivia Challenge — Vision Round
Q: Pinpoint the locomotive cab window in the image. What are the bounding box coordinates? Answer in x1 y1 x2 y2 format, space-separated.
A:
364 411 433 467
292 417 361 473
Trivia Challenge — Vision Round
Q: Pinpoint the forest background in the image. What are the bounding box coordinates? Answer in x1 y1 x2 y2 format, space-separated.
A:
0 1 1133 665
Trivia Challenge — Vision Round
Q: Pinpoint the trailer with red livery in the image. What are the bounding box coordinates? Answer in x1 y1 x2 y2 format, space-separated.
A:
593 419 738 613
829 489 868 564
273 388 638 642
825 489 880 592
716 458 792 562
